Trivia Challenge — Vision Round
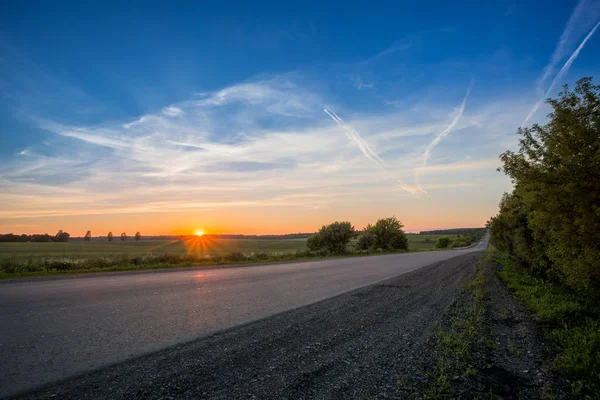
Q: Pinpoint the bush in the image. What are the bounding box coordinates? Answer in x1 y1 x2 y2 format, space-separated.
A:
435 237 451 249
306 221 355 254
451 236 471 248
356 231 377 250
366 217 408 250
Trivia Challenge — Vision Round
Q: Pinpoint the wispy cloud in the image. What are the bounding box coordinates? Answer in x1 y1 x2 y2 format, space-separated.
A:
537 0 600 91
162 106 184 117
523 1 600 127
416 82 473 193
352 75 375 90
323 107 418 195
0 72 522 226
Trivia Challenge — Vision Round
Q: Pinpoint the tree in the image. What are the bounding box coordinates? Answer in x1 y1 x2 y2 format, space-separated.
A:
84 231 92 241
367 217 408 250
107 232 113 242
491 77 600 296
120 232 127 241
135 232 141 241
54 230 70 242
435 237 451 249
356 230 377 250
306 221 355 254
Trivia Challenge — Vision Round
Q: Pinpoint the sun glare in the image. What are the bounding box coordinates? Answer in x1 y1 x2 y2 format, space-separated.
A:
195 231 204 237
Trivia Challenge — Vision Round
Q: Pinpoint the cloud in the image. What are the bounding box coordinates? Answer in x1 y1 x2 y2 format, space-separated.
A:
352 75 375 90
523 2 600 127
323 107 419 195
162 106 184 117
537 0 600 91
0 73 523 223
415 82 473 193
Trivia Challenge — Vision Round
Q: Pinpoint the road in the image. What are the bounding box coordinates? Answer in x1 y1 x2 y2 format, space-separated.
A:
0 238 487 398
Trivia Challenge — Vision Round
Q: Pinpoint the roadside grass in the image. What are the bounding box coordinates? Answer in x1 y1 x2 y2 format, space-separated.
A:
0 247 420 279
495 251 600 398
0 234 460 279
398 256 493 398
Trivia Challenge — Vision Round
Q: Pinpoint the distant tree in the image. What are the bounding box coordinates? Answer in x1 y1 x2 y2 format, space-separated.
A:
54 230 70 242
107 232 114 242
84 231 92 241
120 232 127 241
306 221 355 254
435 236 451 249
135 232 141 241
367 217 408 250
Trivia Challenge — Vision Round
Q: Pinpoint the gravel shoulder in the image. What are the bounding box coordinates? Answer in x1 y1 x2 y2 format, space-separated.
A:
16 252 482 400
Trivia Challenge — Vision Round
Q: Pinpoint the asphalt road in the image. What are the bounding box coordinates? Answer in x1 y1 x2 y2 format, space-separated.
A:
0 238 487 398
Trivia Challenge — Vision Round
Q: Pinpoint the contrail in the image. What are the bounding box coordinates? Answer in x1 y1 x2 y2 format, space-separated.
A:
324 108 383 163
323 107 419 195
522 19 600 128
416 82 472 194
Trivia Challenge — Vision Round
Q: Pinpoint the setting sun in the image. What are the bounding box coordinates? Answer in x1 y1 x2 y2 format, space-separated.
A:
195 231 204 237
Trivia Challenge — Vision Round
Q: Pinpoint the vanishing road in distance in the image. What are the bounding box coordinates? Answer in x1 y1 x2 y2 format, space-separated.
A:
0 236 487 398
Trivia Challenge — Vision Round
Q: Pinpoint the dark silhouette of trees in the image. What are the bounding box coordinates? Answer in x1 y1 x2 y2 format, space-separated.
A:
54 230 70 242
120 232 127 241
107 232 113 242
84 231 92 241
134 232 141 241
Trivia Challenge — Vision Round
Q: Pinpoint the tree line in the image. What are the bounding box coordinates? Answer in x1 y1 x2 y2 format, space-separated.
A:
488 78 600 299
0 230 70 242
0 231 143 242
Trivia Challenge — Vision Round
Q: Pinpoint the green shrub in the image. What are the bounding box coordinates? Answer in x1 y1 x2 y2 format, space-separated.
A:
306 221 355 254
435 237 451 249
366 217 408 250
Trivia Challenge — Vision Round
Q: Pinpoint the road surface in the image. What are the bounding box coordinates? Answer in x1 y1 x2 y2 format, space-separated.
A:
1 237 487 398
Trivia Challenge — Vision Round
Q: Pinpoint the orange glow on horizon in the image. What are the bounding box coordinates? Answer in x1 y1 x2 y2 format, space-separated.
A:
195 230 204 237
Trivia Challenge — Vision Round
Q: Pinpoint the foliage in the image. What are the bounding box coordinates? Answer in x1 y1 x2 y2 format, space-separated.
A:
120 232 127 241
451 236 472 249
497 252 600 398
365 217 408 250
435 236 451 249
356 231 377 250
134 232 141 241
107 232 113 242
306 221 355 254
489 77 600 297
84 231 92 241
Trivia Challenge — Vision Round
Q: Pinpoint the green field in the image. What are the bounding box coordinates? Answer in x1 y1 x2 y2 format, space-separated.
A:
0 234 456 260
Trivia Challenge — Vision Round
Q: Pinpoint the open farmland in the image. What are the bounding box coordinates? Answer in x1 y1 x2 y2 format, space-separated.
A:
0 237 309 260
0 234 457 261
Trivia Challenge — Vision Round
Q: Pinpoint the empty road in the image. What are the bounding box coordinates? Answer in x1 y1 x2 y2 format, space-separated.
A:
1 238 487 398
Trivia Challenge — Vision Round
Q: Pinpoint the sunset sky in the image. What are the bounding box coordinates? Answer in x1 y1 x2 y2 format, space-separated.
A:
1 1 600 235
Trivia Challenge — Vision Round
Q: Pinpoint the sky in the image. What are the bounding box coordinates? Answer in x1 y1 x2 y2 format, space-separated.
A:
1 0 600 236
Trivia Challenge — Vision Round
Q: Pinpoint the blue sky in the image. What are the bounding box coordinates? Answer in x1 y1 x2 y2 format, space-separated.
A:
1 0 599 234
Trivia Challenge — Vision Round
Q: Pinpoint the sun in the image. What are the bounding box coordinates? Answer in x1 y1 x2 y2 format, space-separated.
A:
195 230 204 237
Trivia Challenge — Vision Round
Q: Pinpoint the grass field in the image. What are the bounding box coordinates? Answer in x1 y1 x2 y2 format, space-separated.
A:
0 234 456 260
0 234 461 279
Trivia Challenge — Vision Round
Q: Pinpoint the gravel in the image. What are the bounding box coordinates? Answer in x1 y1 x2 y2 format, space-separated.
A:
16 252 482 400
